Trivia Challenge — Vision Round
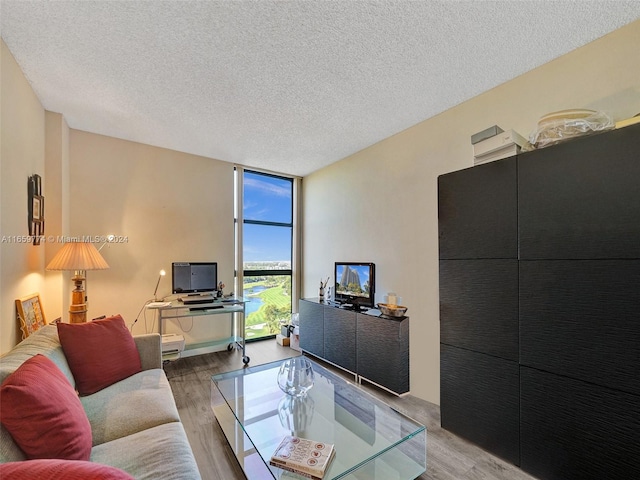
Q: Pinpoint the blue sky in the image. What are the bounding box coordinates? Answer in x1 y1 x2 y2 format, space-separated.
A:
243 172 292 263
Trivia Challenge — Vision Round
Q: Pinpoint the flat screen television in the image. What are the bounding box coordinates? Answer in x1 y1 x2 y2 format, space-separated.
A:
334 262 375 311
172 262 218 294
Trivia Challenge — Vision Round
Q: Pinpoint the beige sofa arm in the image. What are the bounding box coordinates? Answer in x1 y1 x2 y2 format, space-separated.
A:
134 333 162 370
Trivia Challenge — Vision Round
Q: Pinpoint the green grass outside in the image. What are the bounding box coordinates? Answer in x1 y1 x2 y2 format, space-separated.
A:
245 282 290 327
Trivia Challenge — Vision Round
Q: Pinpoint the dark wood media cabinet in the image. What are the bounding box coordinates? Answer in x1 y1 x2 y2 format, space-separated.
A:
298 298 409 395
438 123 640 480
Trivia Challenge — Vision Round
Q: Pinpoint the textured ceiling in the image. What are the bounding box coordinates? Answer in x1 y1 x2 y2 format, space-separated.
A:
2 1 639 176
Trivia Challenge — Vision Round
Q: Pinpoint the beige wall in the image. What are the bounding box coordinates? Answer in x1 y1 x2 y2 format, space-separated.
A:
2 37 236 353
44 111 70 320
68 131 235 343
302 20 640 405
0 40 47 352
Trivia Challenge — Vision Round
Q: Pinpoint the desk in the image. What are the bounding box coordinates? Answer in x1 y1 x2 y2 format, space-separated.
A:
147 297 249 364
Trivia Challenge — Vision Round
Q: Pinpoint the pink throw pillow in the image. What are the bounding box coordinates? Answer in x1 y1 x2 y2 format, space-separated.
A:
0 459 135 479
57 315 142 396
0 354 92 460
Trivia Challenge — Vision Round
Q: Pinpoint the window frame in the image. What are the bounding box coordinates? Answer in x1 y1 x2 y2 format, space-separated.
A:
234 167 300 341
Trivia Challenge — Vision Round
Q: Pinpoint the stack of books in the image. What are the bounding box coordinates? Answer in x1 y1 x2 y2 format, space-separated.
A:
270 435 335 479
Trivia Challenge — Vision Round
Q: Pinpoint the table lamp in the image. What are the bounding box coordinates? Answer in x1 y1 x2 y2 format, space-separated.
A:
154 269 166 301
46 242 109 323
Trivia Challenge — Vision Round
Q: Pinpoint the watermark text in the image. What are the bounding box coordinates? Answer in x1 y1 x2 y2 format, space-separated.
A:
1 235 129 244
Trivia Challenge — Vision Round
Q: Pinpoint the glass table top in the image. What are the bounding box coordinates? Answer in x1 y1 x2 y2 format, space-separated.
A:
212 357 426 479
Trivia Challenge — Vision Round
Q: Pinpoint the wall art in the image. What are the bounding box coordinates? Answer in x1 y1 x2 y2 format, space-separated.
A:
28 174 44 245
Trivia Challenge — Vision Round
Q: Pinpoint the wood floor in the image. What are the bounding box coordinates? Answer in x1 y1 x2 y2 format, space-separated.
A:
164 340 538 480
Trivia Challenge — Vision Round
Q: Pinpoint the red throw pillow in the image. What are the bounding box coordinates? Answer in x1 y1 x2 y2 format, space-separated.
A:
0 354 92 460
57 315 142 396
0 459 135 479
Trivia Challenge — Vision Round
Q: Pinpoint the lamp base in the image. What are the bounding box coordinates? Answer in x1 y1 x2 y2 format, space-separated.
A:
69 305 87 323
70 272 88 323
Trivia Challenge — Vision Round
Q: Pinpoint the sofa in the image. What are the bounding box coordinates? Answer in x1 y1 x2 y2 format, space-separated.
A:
0 320 201 480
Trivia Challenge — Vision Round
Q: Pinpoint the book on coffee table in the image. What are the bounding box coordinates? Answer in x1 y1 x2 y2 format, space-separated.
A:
270 435 335 479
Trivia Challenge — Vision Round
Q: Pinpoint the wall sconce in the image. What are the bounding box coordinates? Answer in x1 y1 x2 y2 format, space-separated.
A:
97 234 116 252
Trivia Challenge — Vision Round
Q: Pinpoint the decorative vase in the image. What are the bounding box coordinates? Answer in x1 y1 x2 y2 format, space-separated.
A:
277 356 315 397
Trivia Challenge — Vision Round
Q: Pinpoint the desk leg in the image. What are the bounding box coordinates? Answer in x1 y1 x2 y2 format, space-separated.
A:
241 304 249 365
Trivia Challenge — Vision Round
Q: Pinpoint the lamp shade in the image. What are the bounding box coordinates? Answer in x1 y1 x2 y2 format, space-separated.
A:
46 242 110 271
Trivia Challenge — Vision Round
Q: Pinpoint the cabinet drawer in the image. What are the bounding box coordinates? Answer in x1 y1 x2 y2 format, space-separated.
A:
440 344 519 465
440 259 518 360
520 260 640 395
323 307 356 372
519 123 640 260
438 157 517 259
521 367 640 480
357 314 409 394
299 300 324 358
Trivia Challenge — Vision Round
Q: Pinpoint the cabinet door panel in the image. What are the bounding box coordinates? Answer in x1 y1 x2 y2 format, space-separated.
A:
356 314 409 394
521 367 640 480
323 308 356 372
438 157 517 259
440 259 518 360
519 123 640 259
299 300 324 358
520 260 640 395
440 344 519 465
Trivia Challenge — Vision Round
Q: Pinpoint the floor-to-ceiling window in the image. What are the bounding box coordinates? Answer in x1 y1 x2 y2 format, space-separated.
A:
235 168 298 341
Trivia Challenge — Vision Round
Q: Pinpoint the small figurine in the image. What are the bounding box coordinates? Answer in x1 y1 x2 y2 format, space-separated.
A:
217 281 225 298
319 277 329 302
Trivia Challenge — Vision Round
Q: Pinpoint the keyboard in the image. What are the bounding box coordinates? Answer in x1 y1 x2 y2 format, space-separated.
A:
180 295 215 305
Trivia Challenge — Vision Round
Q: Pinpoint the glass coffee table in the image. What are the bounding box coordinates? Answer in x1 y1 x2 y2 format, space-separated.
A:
211 357 426 479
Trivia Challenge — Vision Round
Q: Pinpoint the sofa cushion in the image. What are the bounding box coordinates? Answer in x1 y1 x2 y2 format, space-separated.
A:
81 368 181 446
1 326 73 463
0 325 74 386
132 333 162 371
90 422 201 480
0 459 135 479
1 423 26 463
0 354 92 460
57 315 142 396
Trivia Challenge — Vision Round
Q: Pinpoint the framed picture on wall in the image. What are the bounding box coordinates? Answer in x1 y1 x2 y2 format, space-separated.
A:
28 175 44 245
15 293 47 339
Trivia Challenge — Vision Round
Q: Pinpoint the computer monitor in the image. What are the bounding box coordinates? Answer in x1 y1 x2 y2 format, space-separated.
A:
172 262 218 294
